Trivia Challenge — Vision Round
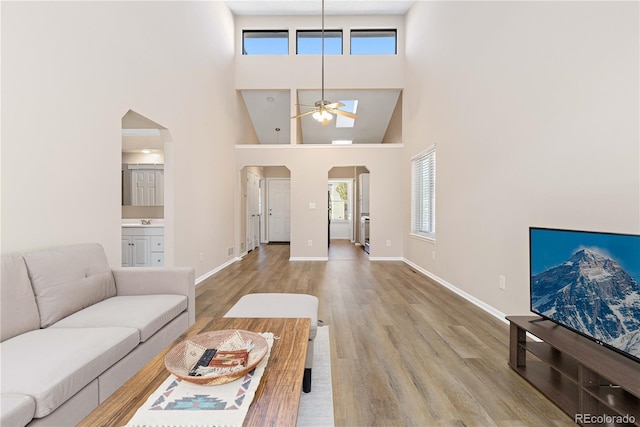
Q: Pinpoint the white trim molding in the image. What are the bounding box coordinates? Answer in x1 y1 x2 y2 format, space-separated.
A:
195 257 241 286
402 258 508 325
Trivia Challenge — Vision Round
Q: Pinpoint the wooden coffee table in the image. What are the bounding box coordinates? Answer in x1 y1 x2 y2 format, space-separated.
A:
78 316 310 427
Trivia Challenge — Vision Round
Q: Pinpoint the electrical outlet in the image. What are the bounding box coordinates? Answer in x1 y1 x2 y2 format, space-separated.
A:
307 240 313 247
499 275 506 290
432 251 436 260
199 252 204 262
386 240 391 247
227 247 234 256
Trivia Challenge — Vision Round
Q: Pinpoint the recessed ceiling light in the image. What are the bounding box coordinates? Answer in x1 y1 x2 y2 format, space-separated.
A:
267 96 275 102
332 140 352 145
141 149 152 154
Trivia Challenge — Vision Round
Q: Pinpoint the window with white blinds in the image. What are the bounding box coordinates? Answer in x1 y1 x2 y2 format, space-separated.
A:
411 147 436 238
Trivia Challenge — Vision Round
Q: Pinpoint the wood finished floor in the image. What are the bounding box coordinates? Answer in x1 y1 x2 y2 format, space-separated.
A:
195 240 574 427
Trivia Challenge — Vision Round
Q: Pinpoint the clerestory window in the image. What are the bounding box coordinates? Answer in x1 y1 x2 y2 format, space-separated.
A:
242 30 289 55
296 30 343 55
350 29 397 55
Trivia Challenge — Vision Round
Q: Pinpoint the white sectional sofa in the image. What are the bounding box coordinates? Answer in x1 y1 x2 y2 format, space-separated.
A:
0 243 195 427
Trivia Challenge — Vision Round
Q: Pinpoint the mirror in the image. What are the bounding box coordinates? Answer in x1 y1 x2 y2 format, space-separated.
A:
122 110 165 207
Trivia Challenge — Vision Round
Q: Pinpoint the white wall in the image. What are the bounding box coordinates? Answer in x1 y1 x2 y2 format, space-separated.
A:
234 14 405 90
234 14 406 145
233 13 407 260
236 145 404 259
403 1 640 316
2 1 241 278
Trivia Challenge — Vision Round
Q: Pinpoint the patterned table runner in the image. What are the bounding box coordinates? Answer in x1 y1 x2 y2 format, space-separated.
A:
125 332 274 427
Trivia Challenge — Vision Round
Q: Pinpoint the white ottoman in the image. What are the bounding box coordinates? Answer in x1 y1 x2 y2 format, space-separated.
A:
224 293 319 392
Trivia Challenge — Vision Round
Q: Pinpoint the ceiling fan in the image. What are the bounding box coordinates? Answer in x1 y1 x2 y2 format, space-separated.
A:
291 0 358 126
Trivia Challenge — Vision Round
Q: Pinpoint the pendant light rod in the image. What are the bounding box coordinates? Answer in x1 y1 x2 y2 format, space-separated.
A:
321 0 325 103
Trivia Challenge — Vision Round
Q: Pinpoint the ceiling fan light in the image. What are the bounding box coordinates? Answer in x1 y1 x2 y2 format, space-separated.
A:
312 110 333 122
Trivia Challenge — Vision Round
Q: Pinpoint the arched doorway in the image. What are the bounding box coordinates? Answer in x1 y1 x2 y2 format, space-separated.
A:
121 110 174 266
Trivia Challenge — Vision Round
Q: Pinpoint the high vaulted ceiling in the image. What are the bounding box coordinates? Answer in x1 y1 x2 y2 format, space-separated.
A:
230 1 409 144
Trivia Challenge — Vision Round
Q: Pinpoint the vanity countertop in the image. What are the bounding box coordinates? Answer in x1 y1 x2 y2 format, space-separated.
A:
122 219 164 228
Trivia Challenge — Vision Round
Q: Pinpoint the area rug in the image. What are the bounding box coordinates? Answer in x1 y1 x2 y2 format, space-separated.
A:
297 325 334 427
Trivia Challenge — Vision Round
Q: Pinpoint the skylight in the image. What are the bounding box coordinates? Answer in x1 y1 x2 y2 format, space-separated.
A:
336 100 358 128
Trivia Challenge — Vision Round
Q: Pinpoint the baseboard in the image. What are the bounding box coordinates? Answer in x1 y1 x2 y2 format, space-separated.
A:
402 258 508 325
195 257 241 286
369 256 404 261
289 257 329 261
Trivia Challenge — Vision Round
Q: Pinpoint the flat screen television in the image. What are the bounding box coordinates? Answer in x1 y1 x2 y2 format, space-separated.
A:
529 227 640 363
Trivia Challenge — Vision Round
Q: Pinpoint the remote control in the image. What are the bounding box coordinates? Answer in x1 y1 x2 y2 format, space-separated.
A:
188 348 217 376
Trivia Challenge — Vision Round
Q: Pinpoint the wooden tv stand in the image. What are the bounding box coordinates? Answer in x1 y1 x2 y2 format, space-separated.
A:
507 316 639 426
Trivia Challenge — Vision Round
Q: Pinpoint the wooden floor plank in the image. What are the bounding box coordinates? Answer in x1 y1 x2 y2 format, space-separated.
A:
195 240 574 426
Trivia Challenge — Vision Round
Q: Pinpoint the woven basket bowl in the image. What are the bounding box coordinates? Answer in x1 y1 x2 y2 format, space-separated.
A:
164 329 268 385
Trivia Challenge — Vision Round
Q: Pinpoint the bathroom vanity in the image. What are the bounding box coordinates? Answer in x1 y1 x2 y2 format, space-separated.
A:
121 223 164 267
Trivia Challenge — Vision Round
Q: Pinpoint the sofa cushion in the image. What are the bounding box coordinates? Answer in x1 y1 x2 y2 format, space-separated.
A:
0 327 139 418
0 394 36 427
23 243 117 328
50 295 188 342
1 255 40 342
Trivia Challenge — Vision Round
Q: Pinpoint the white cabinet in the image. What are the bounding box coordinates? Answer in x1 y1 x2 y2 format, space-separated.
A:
122 226 164 267
150 235 164 266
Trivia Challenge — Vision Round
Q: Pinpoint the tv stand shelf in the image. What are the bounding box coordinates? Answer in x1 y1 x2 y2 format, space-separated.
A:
507 316 639 426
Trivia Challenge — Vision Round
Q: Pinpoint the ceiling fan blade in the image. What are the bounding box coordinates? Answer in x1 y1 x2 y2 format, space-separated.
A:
330 109 358 119
324 101 345 109
295 104 316 108
291 109 318 119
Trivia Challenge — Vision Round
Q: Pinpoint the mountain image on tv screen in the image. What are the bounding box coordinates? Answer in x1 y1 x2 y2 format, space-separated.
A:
531 230 640 361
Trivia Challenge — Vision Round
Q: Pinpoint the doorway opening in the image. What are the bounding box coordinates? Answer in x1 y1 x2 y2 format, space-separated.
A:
121 110 173 267
328 179 353 242
328 166 370 259
241 166 290 257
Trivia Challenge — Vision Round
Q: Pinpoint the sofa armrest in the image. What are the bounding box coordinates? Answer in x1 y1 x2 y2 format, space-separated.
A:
112 267 195 326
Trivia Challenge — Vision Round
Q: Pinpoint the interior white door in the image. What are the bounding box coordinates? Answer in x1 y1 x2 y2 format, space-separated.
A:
246 171 260 252
132 170 156 205
130 167 164 206
155 170 164 206
267 179 290 242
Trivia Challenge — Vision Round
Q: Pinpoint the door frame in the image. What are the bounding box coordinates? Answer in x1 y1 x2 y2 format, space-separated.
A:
246 170 260 252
